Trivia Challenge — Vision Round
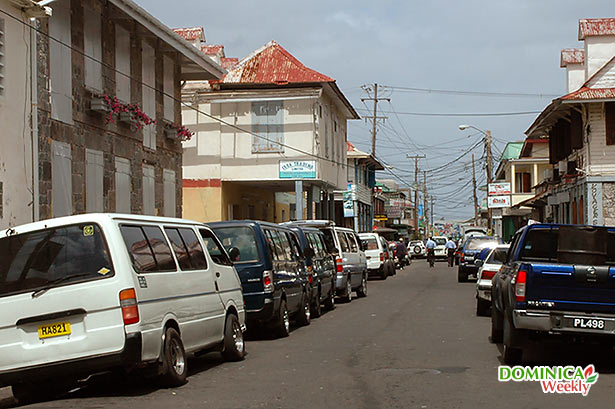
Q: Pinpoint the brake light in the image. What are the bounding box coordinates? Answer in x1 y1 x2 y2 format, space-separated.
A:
119 288 139 325
308 274 313 284
481 270 497 280
380 252 384 262
336 258 343 273
460 253 465 262
263 270 274 292
515 270 527 302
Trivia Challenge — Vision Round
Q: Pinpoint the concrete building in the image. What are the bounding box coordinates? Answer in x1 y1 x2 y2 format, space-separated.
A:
526 18 615 226
32 0 223 221
0 0 48 229
179 38 359 223
374 179 414 239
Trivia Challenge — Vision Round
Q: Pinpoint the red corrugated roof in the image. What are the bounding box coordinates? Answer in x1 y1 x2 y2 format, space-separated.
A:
560 87 615 100
578 18 615 40
560 48 584 67
221 57 238 70
201 45 224 56
173 27 205 42
223 41 334 84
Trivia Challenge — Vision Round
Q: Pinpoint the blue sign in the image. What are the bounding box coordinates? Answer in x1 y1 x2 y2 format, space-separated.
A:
418 204 424 217
279 160 316 179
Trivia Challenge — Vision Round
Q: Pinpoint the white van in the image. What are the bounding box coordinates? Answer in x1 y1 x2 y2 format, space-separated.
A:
0 214 246 403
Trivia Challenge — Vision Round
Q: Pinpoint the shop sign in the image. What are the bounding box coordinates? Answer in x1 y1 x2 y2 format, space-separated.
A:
488 195 511 208
343 183 355 218
488 182 511 196
279 160 316 179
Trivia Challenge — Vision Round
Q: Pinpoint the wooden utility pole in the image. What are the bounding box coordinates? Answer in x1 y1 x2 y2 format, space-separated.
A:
485 130 493 233
361 84 389 157
430 196 435 236
407 154 425 238
423 171 428 236
472 154 479 226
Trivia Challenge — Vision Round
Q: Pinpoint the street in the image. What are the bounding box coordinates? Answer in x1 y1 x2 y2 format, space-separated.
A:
2 260 614 408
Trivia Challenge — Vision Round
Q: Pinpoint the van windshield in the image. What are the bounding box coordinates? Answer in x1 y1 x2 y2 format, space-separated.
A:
212 226 260 263
0 223 113 297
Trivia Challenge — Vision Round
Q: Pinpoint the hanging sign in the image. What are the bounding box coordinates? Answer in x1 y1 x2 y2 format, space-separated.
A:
279 160 316 179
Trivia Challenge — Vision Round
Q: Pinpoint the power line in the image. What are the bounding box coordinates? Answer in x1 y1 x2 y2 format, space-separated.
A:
355 108 542 117
381 85 560 99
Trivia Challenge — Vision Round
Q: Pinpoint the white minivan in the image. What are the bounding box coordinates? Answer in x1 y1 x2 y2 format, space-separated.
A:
0 214 246 403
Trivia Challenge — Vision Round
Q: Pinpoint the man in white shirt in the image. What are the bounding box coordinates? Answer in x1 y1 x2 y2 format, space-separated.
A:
425 236 436 267
445 237 457 267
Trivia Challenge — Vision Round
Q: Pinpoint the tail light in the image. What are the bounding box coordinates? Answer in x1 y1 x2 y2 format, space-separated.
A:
308 274 314 284
379 252 384 262
119 288 139 325
515 270 527 302
263 270 274 292
481 270 497 280
336 258 343 273
460 253 465 262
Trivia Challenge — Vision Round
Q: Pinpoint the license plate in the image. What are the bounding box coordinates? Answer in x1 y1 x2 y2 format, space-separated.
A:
466 256 474 261
38 322 71 339
571 317 605 330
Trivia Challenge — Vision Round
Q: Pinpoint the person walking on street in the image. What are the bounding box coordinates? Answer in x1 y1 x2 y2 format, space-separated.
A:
425 236 436 268
445 237 457 267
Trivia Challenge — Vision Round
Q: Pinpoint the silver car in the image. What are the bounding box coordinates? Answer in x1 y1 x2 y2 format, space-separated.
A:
475 244 509 316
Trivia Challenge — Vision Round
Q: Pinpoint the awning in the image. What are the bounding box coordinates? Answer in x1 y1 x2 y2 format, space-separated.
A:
513 191 549 209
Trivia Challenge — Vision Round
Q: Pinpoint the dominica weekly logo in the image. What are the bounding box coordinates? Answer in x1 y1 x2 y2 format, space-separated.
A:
498 364 599 396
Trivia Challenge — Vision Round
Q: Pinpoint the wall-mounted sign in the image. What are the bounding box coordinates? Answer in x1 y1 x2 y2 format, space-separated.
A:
488 182 511 196
343 183 355 218
488 195 511 208
279 160 316 179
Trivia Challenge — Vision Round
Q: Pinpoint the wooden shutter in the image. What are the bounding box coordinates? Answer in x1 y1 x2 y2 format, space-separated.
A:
252 101 269 152
606 102 615 146
163 56 175 121
85 149 104 212
115 157 131 213
163 169 176 217
142 42 156 150
84 9 102 92
570 110 583 149
49 0 73 124
142 165 155 215
268 101 284 152
51 141 72 217
115 24 131 102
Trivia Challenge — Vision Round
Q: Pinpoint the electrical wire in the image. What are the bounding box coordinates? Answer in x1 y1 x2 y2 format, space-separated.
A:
381 85 559 99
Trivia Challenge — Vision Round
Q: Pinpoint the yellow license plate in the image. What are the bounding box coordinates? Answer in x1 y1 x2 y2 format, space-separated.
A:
38 322 71 339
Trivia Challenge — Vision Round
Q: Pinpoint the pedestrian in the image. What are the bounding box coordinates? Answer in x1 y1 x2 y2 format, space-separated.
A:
425 236 436 267
445 237 457 267
395 239 408 267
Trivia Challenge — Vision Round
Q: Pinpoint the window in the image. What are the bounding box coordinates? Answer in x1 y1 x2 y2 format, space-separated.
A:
361 237 379 250
338 231 350 252
515 172 532 193
519 228 558 262
346 233 358 252
115 24 131 103
487 248 508 264
606 102 615 146
49 0 72 124
323 105 329 158
86 149 104 213
52 141 72 217
264 229 281 261
286 232 303 261
164 227 208 270
84 8 102 92
142 165 155 216
252 101 284 153
277 230 293 261
120 225 176 272
115 157 131 213
0 18 4 97
200 229 232 266
163 55 174 121
142 42 156 150
163 169 176 217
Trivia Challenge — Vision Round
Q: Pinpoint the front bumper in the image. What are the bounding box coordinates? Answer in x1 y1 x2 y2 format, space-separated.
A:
512 309 615 335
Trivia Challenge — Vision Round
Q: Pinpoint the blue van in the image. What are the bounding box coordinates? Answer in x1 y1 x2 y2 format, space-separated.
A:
209 221 311 337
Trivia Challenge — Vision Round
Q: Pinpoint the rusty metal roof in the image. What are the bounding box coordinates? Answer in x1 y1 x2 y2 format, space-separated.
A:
223 40 334 84
221 57 238 70
578 18 615 40
172 27 205 42
560 48 584 67
201 45 225 56
560 87 615 100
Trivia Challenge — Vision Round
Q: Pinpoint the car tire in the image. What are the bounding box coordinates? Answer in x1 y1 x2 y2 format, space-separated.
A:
503 344 523 365
457 268 467 283
476 298 490 317
296 292 311 326
357 273 368 298
221 314 245 362
311 288 322 318
342 276 353 303
159 327 187 387
324 286 335 311
380 266 388 280
274 299 291 338
490 305 504 343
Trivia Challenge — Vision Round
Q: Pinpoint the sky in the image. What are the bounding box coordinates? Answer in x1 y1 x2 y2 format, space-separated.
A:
136 0 613 221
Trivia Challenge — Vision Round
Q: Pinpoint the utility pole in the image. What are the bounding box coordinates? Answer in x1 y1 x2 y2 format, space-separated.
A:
485 130 493 234
423 171 428 237
361 84 390 157
472 154 479 226
430 196 435 236
407 154 426 238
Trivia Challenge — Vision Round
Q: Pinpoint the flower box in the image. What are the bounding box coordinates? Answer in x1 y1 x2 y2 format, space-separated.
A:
90 96 110 113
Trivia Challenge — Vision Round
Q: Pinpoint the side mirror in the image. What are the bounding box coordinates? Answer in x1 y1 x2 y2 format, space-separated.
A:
304 247 315 259
330 248 339 255
228 247 240 262
475 259 483 267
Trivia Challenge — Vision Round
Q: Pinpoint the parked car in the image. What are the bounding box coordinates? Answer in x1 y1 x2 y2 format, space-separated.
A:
432 236 448 260
286 224 336 317
210 221 311 338
0 214 246 404
290 221 368 302
409 240 427 258
359 233 394 279
491 224 615 365
475 244 509 316
457 236 503 282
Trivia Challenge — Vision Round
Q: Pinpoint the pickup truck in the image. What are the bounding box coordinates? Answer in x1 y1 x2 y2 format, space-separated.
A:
491 223 615 365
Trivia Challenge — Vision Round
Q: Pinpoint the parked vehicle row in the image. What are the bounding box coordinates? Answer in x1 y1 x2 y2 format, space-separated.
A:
359 233 395 279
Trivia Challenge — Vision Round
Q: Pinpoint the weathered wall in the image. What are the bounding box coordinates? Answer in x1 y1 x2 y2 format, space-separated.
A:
603 182 615 225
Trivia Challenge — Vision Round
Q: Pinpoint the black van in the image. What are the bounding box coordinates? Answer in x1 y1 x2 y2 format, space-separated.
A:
209 221 311 337
286 225 336 317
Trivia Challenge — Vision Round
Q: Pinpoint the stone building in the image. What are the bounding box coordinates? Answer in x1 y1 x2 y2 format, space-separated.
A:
526 18 615 226
34 0 223 221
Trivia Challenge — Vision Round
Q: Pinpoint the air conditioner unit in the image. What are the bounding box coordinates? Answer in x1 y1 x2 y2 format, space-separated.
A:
543 168 553 180
558 160 567 175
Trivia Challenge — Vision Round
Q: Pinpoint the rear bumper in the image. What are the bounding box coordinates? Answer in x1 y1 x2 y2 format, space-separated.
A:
0 332 142 387
476 279 492 301
513 309 615 335
245 293 276 324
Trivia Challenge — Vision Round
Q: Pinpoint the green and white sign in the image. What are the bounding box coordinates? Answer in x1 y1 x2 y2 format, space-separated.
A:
279 160 316 179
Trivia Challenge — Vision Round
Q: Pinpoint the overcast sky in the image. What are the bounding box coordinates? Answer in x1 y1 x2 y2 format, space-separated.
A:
137 0 613 221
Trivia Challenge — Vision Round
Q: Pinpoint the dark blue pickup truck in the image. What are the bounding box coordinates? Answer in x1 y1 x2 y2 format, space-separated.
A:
491 223 615 364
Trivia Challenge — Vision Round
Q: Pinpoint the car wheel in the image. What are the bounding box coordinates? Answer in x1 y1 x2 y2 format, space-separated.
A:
221 314 245 362
296 292 311 326
503 344 523 365
490 304 503 343
275 299 291 338
457 268 467 283
357 273 368 298
476 298 490 317
342 276 352 303
324 286 335 311
311 288 322 318
380 266 388 280
159 327 187 387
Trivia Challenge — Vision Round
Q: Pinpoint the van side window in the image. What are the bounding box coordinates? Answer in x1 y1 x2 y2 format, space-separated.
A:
178 228 208 269
121 225 175 273
346 233 358 252
199 229 232 266
264 229 281 261
286 232 303 261
277 231 294 261
316 234 328 257
165 228 207 270
338 231 350 252
306 233 320 257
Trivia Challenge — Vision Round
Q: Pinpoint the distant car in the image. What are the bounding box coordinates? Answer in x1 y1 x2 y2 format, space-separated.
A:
409 240 426 258
475 244 509 316
359 233 394 280
432 236 448 259
458 236 503 282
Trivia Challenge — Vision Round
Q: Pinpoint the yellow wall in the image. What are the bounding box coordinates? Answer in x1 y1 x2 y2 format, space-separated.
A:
182 186 223 222
221 182 276 222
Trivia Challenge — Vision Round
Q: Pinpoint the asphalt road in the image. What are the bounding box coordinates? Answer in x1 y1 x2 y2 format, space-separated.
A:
3 260 615 408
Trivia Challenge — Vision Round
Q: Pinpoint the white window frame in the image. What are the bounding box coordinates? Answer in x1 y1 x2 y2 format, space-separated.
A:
142 42 156 150
251 100 284 153
84 8 102 92
51 140 72 217
49 0 73 124
85 149 104 212
115 157 131 213
142 164 155 215
115 24 131 103
163 169 176 217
